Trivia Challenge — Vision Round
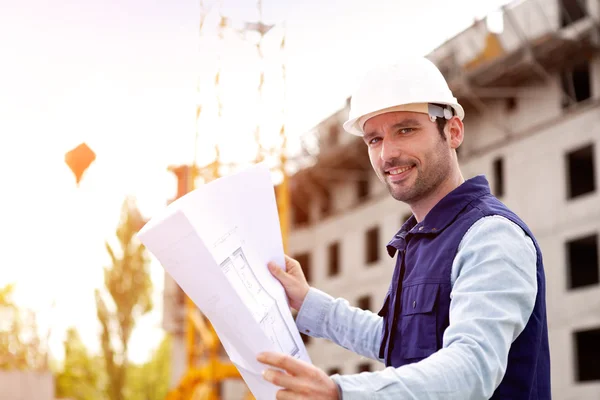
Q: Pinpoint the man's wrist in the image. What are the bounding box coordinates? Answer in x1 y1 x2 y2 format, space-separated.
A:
296 285 310 311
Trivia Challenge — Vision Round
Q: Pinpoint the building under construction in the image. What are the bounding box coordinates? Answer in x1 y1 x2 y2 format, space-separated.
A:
163 0 600 398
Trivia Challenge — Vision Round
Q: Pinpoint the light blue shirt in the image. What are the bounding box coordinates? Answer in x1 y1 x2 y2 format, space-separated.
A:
295 215 538 399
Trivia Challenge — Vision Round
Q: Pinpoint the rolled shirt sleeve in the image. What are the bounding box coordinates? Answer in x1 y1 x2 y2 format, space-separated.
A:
296 287 384 362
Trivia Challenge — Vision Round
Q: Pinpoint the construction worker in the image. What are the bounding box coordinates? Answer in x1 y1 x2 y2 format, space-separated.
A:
257 56 551 399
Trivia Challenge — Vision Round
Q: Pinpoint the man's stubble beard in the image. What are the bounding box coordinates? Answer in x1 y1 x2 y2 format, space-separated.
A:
386 142 452 205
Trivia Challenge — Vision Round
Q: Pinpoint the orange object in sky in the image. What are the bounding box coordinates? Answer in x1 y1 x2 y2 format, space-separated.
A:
65 142 96 185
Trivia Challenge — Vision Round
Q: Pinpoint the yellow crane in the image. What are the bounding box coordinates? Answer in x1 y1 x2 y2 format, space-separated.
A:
165 1 289 397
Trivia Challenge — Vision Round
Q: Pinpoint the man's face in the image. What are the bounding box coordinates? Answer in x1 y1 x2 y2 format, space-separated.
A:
362 111 454 204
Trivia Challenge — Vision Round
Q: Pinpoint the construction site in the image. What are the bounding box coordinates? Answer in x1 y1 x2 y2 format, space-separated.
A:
155 0 600 399
2 0 600 399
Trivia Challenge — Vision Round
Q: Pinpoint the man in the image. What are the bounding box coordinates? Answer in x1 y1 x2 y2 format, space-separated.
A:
257 57 551 399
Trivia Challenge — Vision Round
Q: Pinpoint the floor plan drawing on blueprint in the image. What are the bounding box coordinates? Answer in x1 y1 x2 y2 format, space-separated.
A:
220 247 299 358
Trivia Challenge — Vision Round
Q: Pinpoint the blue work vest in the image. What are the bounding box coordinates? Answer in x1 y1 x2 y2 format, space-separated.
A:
379 175 551 399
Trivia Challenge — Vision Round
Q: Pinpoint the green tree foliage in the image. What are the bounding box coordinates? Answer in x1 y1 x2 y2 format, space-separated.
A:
0 284 48 371
95 197 153 400
55 327 106 400
125 334 172 400
54 330 172 400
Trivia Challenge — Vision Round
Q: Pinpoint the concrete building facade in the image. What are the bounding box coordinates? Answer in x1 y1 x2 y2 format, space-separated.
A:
288 0 600 398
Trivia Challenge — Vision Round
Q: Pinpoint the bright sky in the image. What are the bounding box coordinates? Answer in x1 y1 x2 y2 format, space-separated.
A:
0 0 512 364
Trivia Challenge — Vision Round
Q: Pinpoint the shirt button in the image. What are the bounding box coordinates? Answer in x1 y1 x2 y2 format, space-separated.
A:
418 226 424 231
413 301 416 308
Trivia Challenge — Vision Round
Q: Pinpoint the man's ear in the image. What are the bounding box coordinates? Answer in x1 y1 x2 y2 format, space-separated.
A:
446 117 464 150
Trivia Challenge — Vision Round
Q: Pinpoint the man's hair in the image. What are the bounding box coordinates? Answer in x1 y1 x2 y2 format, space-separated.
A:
435 118 447 141
430 103 452 141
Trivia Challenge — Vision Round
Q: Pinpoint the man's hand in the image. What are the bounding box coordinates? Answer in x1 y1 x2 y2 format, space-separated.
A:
268 255 310 311
257 351 340 400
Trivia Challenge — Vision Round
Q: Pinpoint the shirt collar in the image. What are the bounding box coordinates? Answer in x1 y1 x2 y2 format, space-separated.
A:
386 175 491 257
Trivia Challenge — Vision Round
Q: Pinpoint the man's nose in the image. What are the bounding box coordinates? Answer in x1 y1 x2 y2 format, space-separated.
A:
380 137 400 162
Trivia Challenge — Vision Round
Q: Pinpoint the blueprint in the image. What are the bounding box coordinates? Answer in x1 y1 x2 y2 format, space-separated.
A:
221 247 299 357
137 162 310 400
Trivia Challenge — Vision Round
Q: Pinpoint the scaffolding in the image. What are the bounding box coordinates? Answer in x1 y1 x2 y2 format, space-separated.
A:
164 0 290 399
287 0 599 222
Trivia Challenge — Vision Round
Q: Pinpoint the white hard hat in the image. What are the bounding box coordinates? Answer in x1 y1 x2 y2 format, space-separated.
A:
343 57 465 136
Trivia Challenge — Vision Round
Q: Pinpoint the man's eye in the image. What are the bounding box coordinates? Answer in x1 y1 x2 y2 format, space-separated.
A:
368 137 381 145
399 128 414 134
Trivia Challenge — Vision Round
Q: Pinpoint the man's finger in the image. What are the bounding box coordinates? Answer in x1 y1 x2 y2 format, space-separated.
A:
284 255 303 278
257 352 310 377
284 255 297 267
263 369 307 392
275 389 303 400
268 262 294 285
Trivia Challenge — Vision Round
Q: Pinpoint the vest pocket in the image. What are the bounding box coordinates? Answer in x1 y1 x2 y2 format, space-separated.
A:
399 283 440 360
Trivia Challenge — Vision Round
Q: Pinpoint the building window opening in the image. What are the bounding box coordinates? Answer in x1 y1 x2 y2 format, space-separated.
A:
292 200 310 227
357 363 372 373
365 227 380 265
328 242 340 277
293 252 312 284
566 234 599 289
493 157 505 197
559 0 587 28
357 179 369 202
566 144 596 199
357 295 372 311
574 327 600 382
560 61 591 108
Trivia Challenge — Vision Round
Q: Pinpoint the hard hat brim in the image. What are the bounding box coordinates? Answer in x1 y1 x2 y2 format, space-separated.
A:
343 102 465 137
